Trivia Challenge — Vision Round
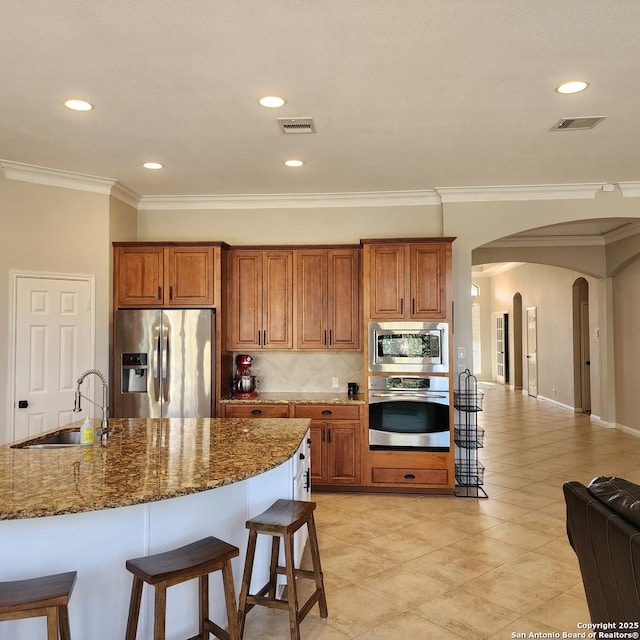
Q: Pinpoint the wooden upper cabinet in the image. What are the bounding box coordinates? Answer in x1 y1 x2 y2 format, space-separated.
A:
328 250 360 349
366 240 451 320
165 246 215 306
296 248 360 350
114 244 216 308
115 246 164 307
367 244 405 318
296 250 328 349
227 250 293 350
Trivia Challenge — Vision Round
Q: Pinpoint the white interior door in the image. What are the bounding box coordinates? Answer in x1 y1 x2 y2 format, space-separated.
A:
11 274 94 442
493 312 505 384
526 307 538 397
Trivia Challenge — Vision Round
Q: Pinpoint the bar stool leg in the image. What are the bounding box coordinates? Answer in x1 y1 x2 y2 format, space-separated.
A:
283 534 300 640
267 536 280 599
222 559 240 640
125 576 144 640
199 574 209 640
154 582 167 640
238 528 258 637
307 513 328 618
59 604 72 640
45 607 58 640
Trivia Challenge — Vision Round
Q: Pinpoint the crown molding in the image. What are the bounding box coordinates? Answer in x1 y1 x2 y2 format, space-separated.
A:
481 221 640 249
110 182 141 209
0 160 116 194
472 262 524 277
617 182 640 197
1 159 636 208
436 183 604 203
0 159 141 208
137 189 441 210
485 235 606 248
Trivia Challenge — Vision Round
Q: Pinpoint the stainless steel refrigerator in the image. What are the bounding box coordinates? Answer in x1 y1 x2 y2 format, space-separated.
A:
113 309 215 418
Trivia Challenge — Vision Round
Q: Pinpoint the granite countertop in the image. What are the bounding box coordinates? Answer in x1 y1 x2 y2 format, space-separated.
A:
0 417 310 521
220 392 365 405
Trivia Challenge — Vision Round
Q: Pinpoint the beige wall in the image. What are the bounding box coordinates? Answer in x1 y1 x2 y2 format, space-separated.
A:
613 255 640 433
0 177 112 440
137 205 443 245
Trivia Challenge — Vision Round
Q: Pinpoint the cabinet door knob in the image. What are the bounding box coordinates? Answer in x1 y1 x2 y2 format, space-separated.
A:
251 409 262 415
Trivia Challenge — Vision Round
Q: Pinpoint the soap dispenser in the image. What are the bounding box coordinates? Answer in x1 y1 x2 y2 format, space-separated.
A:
80 418 94 445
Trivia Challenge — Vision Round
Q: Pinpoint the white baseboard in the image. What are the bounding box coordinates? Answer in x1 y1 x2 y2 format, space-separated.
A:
614 422 640 438
536 394 574 412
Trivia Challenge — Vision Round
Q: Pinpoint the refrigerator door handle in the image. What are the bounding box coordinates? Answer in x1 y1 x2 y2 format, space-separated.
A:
161 326 169 402
152 326 161 402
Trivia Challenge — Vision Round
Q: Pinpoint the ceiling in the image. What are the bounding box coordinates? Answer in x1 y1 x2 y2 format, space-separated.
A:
2 1 640 198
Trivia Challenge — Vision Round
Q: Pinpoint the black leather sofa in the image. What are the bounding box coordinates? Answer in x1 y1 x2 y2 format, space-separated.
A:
563 476 640 623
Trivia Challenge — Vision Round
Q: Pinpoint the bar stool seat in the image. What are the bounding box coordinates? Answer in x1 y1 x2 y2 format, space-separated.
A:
125 536 240 640
0 570 76 640
238 499 328 640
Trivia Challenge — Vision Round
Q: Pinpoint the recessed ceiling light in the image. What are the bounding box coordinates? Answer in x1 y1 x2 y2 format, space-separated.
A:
556 81 590 94
284 160 304 167
259 96 286 108
143 162 163 170
64 99 94 111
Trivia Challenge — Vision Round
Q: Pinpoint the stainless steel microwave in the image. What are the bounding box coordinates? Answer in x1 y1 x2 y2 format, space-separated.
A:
368 321 449 373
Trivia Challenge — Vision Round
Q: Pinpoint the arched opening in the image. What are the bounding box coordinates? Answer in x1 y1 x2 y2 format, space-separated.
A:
572 278 591 413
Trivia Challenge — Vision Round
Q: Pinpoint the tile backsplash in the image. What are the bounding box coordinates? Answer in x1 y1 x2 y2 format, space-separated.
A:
233 352 364 394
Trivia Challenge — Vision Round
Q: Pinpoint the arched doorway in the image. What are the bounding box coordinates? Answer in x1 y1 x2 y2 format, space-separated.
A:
572 278 591 413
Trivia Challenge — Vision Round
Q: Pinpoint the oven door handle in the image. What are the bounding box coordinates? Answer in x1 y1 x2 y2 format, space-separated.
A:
370 392 449 399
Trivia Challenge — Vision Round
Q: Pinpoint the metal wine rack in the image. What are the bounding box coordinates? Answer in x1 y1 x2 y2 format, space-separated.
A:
454 369 488 498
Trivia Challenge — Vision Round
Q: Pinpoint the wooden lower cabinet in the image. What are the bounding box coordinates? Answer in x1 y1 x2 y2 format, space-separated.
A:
221 404 289 418
293 405 362 487
367 450 453 490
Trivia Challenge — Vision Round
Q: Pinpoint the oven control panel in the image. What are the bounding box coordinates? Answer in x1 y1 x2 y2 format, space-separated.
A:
369 376 449 392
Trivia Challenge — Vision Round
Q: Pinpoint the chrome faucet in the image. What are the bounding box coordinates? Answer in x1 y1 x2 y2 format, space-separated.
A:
73 369 110 442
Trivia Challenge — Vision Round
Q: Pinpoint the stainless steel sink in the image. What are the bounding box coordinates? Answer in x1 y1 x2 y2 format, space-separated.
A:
12 430 82 449
11 427 120 449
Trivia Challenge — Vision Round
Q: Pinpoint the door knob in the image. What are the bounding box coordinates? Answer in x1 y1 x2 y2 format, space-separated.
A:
18 400 28 408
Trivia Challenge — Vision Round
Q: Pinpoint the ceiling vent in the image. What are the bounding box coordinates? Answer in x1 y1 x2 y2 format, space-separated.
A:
277 117 316 134
550 116 606 131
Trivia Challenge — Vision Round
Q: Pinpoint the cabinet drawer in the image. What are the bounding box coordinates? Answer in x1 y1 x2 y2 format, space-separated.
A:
293 405 360 421
371 467 448 485
223 404 289 418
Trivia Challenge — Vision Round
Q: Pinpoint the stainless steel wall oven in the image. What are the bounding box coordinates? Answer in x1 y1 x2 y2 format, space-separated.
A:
368 376 450 451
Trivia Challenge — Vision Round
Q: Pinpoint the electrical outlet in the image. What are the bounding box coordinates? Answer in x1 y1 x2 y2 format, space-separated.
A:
457 347 465 359
332 376 339 389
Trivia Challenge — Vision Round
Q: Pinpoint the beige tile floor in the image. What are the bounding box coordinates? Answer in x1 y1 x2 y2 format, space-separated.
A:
241 384 640 639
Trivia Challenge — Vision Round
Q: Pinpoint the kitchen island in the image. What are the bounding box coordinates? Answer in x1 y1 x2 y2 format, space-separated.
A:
0 417 310 639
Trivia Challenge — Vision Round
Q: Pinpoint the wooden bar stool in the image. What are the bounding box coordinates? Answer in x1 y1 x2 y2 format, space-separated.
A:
0 570 76 640
125 536 240 640
238 499 328 640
